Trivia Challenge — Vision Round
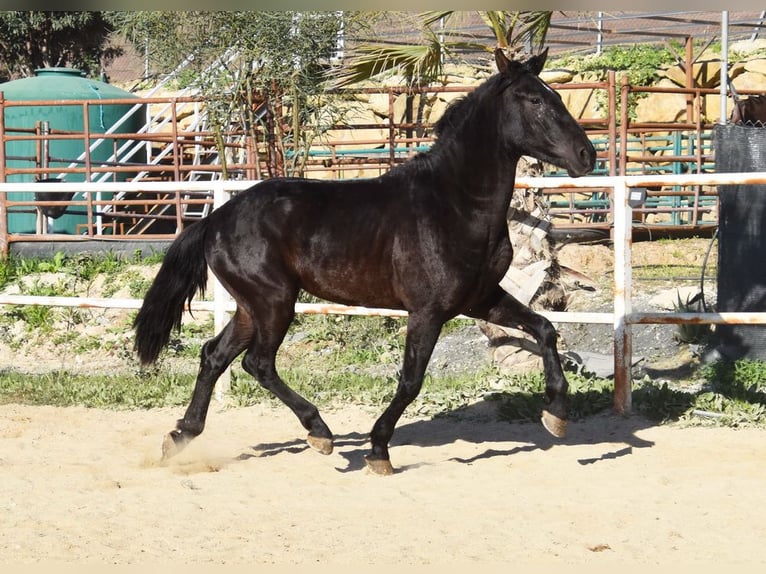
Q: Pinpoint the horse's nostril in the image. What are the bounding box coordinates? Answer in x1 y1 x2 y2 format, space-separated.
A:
580 145 596 166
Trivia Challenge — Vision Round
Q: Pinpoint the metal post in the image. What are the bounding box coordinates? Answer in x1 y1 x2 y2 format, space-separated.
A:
213 182 231 399
720 11 729 125
0 92 7 256
612 178 633 414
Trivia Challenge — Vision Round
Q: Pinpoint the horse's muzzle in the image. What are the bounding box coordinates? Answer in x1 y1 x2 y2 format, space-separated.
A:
566 140 597 177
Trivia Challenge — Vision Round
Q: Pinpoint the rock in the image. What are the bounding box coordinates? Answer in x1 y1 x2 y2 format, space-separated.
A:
540 69 574 84
561 86 603 120
321 107 387 151
730 38 766 54
661 60 722 88
731 70 766 92
635 80 689 123
744 58 766 76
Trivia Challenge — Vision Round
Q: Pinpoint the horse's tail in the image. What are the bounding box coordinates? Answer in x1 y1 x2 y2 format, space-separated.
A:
133 219 210 365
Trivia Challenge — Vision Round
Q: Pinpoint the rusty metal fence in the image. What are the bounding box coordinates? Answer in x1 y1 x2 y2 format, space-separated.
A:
4 78 766 250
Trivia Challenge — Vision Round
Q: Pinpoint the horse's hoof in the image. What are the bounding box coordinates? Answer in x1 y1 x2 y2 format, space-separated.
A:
306 434 333 455
364 456 395 476
161 430 187 461
541 410 568 438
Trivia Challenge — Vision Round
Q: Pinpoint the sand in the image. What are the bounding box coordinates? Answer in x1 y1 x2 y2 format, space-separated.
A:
1 399 764 567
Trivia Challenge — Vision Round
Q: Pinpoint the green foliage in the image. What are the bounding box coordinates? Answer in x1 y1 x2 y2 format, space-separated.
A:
489 371 615 423
290 312 405 366
333 11 554 88
0 251 150 290
633 379 695 422
229 367 397 408
0 12 121 80
110 11 351 177
692 360 766 425
556 44 676 85
553 44 676 121
671 290 712 344
0 251 161 345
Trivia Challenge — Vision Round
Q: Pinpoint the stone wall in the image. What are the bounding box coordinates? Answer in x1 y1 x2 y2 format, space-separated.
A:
337 39 766 133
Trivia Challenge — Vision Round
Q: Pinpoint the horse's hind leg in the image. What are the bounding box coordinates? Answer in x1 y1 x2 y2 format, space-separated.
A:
241 301 334 455
162 310 254 459
469 288 569 438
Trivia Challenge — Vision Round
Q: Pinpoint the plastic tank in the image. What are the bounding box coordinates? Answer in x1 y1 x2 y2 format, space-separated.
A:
1 68 145 234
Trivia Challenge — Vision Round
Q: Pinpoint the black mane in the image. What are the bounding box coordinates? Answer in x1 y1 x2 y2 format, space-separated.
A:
432 73 509 139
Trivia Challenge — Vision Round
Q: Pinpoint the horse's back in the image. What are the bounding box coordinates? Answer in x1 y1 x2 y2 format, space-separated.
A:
205 177 411 308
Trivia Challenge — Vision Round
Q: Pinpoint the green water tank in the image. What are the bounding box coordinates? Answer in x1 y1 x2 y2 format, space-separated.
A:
1 68 145 234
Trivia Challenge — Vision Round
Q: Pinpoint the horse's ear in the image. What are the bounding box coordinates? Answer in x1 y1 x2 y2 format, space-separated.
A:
494 48 511 74
524 48 549 76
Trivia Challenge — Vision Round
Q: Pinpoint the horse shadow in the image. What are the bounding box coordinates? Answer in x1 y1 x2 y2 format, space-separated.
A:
238 393 663 474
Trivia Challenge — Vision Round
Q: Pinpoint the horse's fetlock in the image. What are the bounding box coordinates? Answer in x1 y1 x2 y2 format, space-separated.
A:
177 418 204 437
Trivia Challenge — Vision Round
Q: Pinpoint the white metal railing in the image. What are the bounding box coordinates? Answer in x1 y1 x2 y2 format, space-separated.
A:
3 173 766 408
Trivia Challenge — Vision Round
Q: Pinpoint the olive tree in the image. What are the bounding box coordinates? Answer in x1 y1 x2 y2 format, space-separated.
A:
110 11 359 178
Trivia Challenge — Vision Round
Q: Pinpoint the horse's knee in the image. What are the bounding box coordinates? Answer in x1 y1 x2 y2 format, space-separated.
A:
523 315 559 350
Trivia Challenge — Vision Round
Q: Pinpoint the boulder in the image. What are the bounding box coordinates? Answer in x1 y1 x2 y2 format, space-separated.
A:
561 87 603 119
540 69 574 84
731 70 766 92
321 107 387 151
729 38 766 54
634 79 688 123
660 60 721 88
744 58 766 76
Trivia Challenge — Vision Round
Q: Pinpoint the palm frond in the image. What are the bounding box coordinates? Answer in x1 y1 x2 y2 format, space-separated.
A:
328 10 554 89
513 12 553 53
421 11 455 27
479 11 516 48
328 35 443 88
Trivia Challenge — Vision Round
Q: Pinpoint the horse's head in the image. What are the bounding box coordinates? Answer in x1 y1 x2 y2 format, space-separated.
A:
494 48 596 177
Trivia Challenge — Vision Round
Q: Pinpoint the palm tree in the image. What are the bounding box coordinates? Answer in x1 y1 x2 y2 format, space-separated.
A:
330 11 553 88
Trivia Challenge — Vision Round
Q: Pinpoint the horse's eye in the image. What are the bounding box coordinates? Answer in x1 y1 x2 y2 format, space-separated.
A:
530 97 542 105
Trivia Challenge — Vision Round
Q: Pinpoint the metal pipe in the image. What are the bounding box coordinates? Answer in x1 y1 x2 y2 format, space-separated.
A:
720 11 729 125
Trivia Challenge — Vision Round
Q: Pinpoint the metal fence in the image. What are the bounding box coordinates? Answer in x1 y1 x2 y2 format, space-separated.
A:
2 173 766 409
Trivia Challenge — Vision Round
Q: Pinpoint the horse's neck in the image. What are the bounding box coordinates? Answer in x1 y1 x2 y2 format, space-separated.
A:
437 140 521 226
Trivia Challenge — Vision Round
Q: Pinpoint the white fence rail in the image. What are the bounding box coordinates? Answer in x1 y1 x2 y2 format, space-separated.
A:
2 173 766 411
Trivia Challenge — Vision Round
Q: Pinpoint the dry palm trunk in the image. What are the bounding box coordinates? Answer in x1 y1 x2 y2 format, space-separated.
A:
477 157 569 373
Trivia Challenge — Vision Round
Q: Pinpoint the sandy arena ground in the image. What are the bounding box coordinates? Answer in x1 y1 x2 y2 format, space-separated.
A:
1 399 765 567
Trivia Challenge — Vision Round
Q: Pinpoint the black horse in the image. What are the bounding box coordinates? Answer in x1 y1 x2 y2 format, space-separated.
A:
134 48 596 475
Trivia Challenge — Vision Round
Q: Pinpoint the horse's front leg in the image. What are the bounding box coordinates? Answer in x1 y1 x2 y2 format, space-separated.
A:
365 312 443 475
468 288 569 438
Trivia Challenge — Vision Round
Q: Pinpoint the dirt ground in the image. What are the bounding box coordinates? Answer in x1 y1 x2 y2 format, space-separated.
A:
1 399 765 566
3 237 765 566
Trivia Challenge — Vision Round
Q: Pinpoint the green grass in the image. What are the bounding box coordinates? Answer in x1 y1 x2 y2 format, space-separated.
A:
0 369 195 409
0 251 764 431
1 359 765 430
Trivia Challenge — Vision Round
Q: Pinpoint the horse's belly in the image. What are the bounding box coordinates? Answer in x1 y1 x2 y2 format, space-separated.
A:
301 275 404 311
